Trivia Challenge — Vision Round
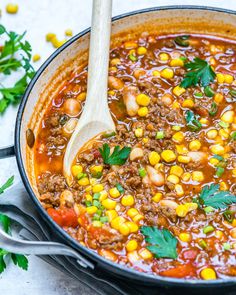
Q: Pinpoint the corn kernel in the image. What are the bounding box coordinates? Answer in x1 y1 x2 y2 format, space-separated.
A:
167 174 179 184
182 172 191 182
138 107 148 117
170 58 184 67
90 165 103 176
51 37 66 48
175 184 184 196
220 181 228 191
224 74 234 84
173 85 186 96
72 165 83 176
176 205 188 217
214 93 224 103
176 144 188 155
32 54 41 62
139 248 152 260
86 206 98 215
137 46 147 55
77 92 86 101
219 129 229 139
159 53 169 61
121 195 135 206
142 137 149 143
92 220 102 227
135 128 144 138
119 223 130 235
105 210 118 221
85 185 92 192
172 131 185 143
6 3 18 14
124 41 138 49
46 33 56 42
109 188 121 198
209 158 219 166
172 125 181 131
200 268 217 280
126 221 139 233
127 251 140 263
99 190 108 201
161 150 177 162
172 101 180 109
160 68 174 79
216 73 225 84
78 177 90 186
152 70 160 77
182 99 195 108
199 118 209 125
127 208 139 218
132 214 144 223
85 194 93 202
65 29 73 36
90 178 97 186
170 165 184 177
232 219 236 226
215 230 223 239
126 240 138 252
152 193 163 203
178 156 191 163
232 169 236 177
192 171 204 182
189 140 201 151
102 198 117 210
136 94 150 106
179 233 191 242
207 129 218 139
111 216 125 230
149 151 160 166
92 184 104 193
210 144 225 155
221 110 235 123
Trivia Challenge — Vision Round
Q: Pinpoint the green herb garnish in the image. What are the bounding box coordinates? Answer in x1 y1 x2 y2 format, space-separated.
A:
229 89 236 98
156 131 165 139
231 131 236 140
138 167 147 178
0 176 14 194
185 110 202 132
204 86 215 97
141 226 178 259
216 166 225 178
199 183 236 209
223 210 234 223
103 131 116 138
174 35 190 47
219 121 229 129
180 57 216 88
208 102 218 116
128 52 137 62
212 155 224 161
99 143 131 166
116 183 125 194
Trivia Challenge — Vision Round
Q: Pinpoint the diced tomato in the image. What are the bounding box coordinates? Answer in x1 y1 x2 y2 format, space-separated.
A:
89 226 112 239
78 213 89 227
182 249 199 261
47 207 78 228
159 263 195 278
92 149 101 159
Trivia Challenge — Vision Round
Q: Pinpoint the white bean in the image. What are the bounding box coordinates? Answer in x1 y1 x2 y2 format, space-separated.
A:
130 147 144 161
60 190 74 207
187 151 207 163
63 118 78 134
159 199 178 209
123 86 139 116
146 165 165 186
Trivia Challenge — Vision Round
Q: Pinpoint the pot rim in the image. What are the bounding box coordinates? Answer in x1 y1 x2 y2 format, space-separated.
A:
15 5 236 286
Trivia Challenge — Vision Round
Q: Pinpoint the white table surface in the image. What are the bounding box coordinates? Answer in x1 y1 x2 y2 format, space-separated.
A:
0 0 236 294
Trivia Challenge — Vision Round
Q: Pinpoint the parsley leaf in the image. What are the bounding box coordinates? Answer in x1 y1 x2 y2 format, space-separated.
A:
180 57 216 88
11 254 28 271
185 110 202 132
0 176 14 194
99 143 131 166
199 184 236 209
141 226 178 259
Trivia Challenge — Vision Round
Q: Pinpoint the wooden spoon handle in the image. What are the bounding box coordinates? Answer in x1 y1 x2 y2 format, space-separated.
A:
83 0 112 115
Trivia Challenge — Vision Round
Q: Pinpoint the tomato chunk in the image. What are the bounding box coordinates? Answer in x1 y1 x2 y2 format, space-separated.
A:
159 263 195 278
47 207 78 228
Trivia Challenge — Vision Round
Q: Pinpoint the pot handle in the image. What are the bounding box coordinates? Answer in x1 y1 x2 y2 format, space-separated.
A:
0 145 15 159
0 228 94 269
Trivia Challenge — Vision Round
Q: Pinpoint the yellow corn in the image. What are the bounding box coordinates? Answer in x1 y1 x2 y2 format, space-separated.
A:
127 208 139 218
167 174 179 184
72 165 83 177
152 193 163 203
170 165 184 177
220 181 228 191
175 184 184 197
182 99 195 108
6 3 18 14
160 68 174 79
136 94 150 106
92 220 102 227
137 46 147 55
224 74 234 84
86 206 98 215
216 73 225 84
170 58 184 67
173 85 186 96
179 233 191 242
176 205 188 217
127 251 140 263
159 53 169 61
221 110 235 123
172 131 185 143
32 54 41 62
46 33 56 42
149 151 160 166
85 185 92 192
78 177 90 186
232 169 236 177
90 178 97 186
111 216 125 230
209 158 219 166
137 107 148 117
192 171 204 182
92 184 104 193
189 140 201 151
181 172 191 182
102 198 117 210
126 221 139 233
124 41 138 49
109 188 121 198
105 210 118 222
65 29 73 36
132 214 144 223
161 150 177 162
219 129 229 139
126 240 138 252
99 190 108 201
215 230 223 240
135 128 144 138
210 144 225 155
214 93 224 103
172 101 180 109
77 92 86 101
139 248 152 260
152 70 160 77
119 223 130 235
85 194 93 202
207 129 218 139
200 268 217 280
176 144 188 155
142 137 149 144
199 118 209 125
178 156 191 163
121 195 135 206
90 165 103 175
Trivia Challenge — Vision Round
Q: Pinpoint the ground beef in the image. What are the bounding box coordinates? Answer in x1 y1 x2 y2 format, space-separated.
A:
38 173 67 194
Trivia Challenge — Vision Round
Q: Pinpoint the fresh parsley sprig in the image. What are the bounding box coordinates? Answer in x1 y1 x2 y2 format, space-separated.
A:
180 57 216 88
185 110 202 132
99 143 131 166
198 183 236 209
0 24 35 113
0 176 28 273
141 226 178 259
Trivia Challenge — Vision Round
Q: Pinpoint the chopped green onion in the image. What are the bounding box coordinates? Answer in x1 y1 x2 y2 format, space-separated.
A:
229 88 236 97
204 206 214 213
116 183 125 193
174 35 190 47
203 225 214 234
223 243 231 251
179 56 188 61
103 131 116 138
204 86 215 97
216 166 225 178
194 92 203 98
185 110 202 132
100 216 109 223
219 121 229 129
208 102 218 116
139 168 147 178
92 171 102 179
96 209 102 216
85 200 92 207
92 215 100 221
212 154 224 161
93 193 101 200
156 131 165 139
77 172 87 180
172 125 181 131
223 210 234 223
198 239 207 249
231 131 236 140
93 200 101 208
129 53 137 62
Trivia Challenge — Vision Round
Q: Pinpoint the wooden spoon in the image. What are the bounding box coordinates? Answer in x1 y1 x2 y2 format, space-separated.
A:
63 0 115 185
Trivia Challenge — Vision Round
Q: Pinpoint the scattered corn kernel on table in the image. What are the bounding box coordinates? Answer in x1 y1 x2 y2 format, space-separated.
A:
1 0 236 294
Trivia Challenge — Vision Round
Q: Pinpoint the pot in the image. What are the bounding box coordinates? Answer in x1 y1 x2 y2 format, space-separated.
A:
1 5 236 289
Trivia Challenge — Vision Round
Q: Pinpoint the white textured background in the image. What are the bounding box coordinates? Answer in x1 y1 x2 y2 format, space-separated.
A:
0 0 236 294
